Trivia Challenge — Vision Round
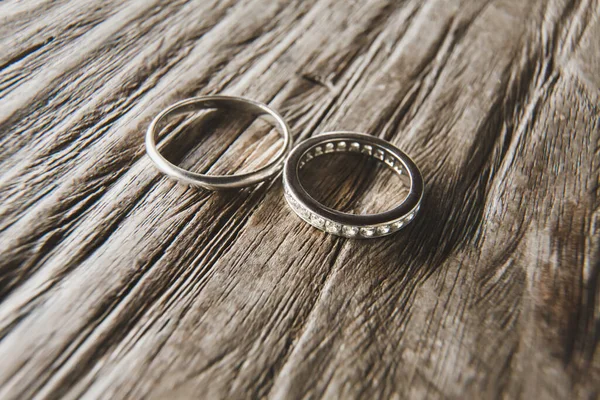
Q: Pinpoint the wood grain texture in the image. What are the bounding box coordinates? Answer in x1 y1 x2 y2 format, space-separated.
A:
1 0 599 398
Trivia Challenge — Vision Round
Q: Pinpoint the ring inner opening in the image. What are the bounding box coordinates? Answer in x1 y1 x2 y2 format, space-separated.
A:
297 139 411 215
156 104 285 176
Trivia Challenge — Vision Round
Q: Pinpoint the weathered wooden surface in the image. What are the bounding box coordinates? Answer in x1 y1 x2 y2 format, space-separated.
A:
1 0 599 398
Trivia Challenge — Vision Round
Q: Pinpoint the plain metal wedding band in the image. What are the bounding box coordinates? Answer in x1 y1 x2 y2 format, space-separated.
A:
145 95 292 190
283 132 424 238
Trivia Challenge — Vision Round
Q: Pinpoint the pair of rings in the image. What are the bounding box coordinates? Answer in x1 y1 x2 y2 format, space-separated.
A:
146 96 423 239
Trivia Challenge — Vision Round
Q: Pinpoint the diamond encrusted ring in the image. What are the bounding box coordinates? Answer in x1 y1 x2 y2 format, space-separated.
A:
283 132 424 238
146 95 292 190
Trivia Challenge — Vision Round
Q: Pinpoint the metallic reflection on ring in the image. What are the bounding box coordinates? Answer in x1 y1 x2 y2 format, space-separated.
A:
283 132 423 238
145 95 292 190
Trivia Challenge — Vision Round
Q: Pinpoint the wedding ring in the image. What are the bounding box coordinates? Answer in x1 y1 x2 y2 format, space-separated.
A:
146 95 292 190
283 132 423 238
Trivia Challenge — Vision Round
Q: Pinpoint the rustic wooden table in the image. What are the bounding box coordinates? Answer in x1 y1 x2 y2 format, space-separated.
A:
1 1 599 399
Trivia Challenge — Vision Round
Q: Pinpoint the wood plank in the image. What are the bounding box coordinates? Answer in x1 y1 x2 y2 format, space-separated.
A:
0 0 598 398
